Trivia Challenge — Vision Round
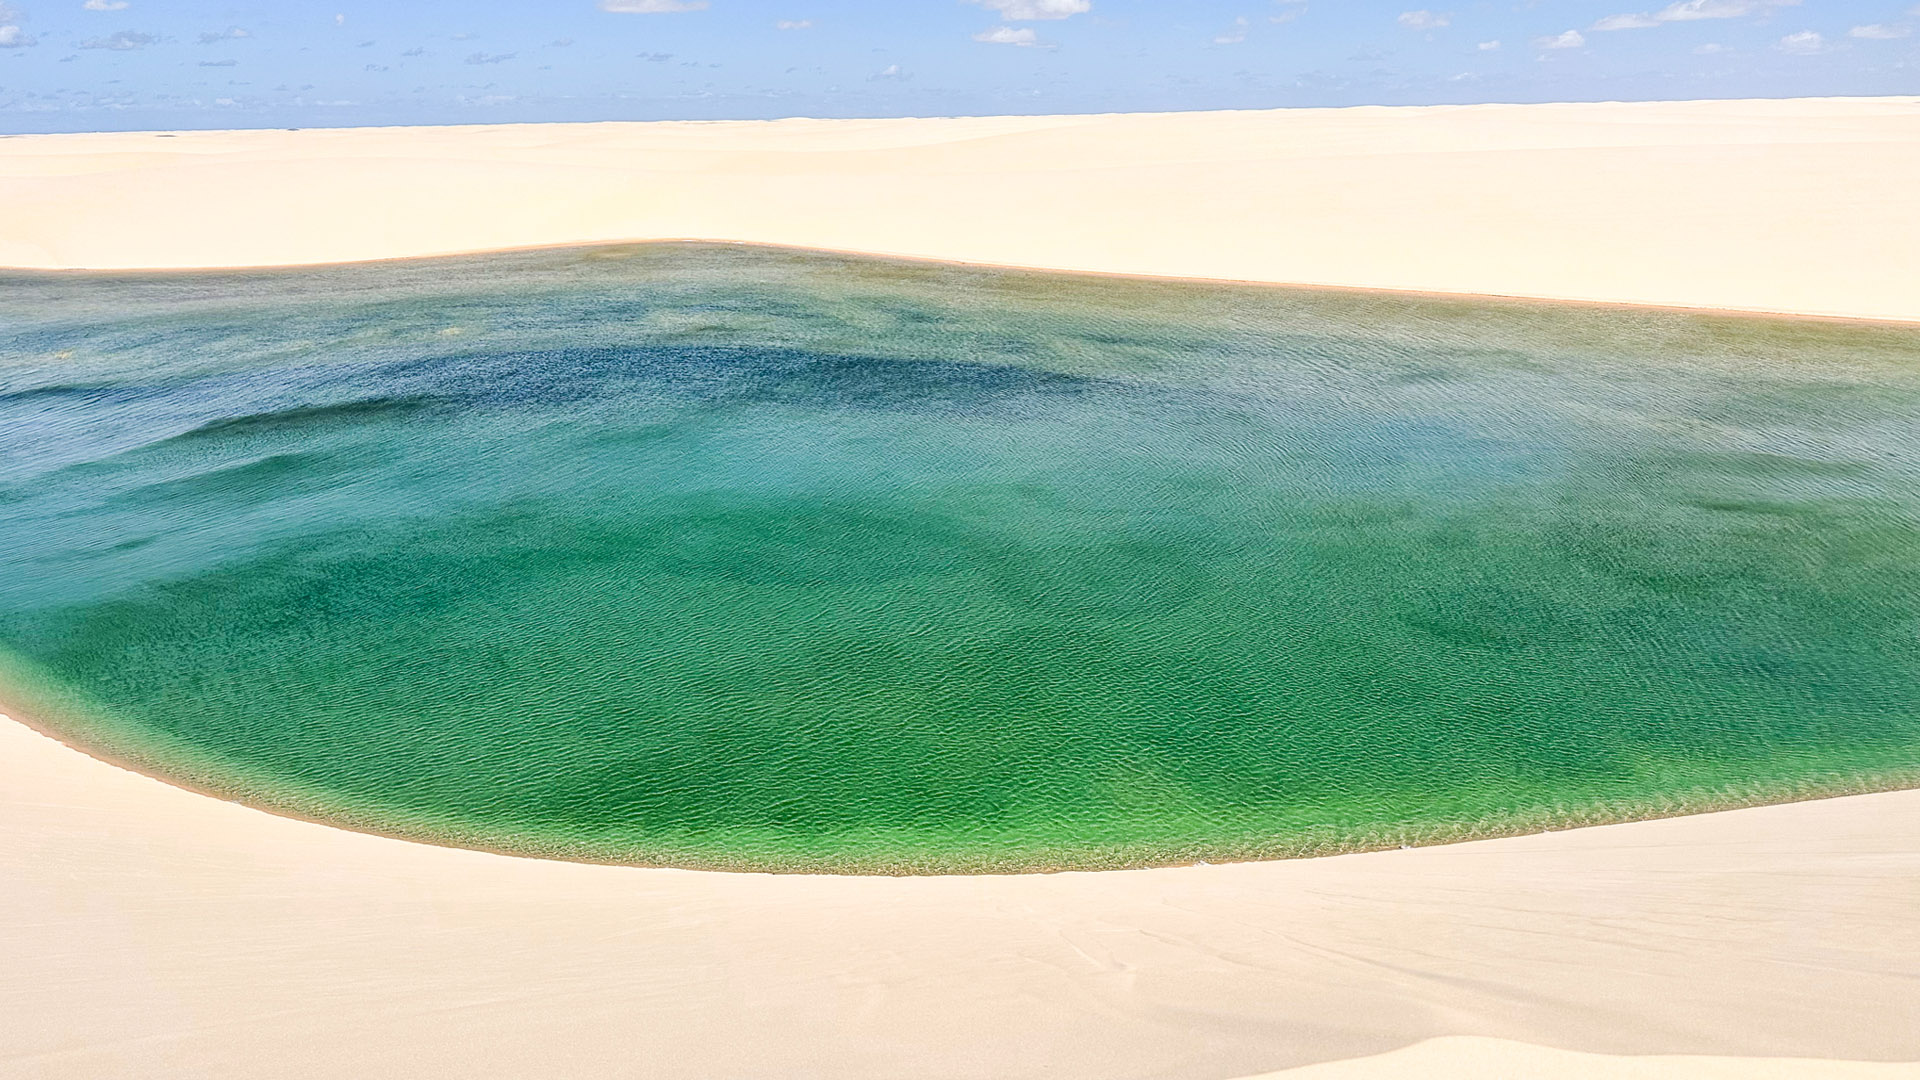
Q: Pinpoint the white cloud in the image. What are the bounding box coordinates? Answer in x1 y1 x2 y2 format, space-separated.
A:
1777 28 1823 52
1214 16 1249 44
1534 29 1585 48
870 62 908 80
1477 39 1500 50
600 0 708 12
197 26 248 44
968 0 1089 19
1693 41 1729 52
973 25 1037 45
1849 24 1909 39
1397 10 1449 30
775 19 812 30
0 0 30 47
1592 0 1798 32
83 0 130 10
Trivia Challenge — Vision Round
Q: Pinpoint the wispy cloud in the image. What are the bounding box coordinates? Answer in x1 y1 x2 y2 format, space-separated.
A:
1397 10 1449 30
1270 0 1307 26
82 0 130 10
80 29 156 50
775 19 812 30
599 0 708 12
1593 0 1799 32
196 27 248 44
1477 39 1500 50
1849 23 1909 39
968 0 1089 21
1534 29 1585 48
1214 16 1250 44
1683 0 1800 18
465 51 516 64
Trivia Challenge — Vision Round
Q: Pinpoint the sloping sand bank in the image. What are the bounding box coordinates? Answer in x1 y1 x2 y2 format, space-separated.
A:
2 97 1917 322
5 716 1917 1079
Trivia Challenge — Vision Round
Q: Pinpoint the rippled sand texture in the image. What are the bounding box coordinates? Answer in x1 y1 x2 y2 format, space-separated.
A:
2 244 1918 873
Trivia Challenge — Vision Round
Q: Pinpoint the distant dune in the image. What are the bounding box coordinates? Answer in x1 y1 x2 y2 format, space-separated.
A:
2 96 1918 322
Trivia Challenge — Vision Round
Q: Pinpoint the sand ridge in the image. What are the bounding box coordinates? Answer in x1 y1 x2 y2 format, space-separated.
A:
2 97 1918 322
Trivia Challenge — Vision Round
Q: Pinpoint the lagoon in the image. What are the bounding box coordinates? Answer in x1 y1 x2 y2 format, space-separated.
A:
2 244 1917 873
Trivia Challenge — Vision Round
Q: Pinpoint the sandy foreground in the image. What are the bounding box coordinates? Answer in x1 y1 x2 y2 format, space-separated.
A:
2 97 1919 322
5 715 1918 1079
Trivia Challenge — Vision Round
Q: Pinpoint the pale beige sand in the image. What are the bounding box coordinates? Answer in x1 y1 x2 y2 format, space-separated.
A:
2 96 1918 322
5 715 1917 1079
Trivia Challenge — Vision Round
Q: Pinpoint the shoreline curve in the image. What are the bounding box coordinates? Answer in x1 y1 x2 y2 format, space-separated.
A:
8 690 1920 876
13 236 1920 330
7 708 1920 1078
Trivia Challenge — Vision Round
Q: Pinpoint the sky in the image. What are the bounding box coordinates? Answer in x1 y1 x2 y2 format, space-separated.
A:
0 1 1915 133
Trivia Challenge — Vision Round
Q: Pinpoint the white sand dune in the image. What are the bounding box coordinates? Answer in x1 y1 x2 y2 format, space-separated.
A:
5 716 1918 1079
2 97 1918 322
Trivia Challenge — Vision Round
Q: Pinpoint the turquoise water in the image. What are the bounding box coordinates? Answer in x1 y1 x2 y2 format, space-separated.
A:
2 244 1917 873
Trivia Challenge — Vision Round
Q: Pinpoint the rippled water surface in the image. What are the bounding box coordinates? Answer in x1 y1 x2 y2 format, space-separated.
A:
3 244 1918 872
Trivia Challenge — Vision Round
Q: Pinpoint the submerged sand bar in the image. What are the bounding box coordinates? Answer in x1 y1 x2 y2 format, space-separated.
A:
3 96 1919 322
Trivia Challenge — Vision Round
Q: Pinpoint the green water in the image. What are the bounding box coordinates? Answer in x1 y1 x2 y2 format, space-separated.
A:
2 244 1917 873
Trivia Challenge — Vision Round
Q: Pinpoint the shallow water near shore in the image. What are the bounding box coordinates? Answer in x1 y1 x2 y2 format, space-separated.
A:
2 243 1918 873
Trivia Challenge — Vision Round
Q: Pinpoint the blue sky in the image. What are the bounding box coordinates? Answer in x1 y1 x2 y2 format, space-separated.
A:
0 1 1914 133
